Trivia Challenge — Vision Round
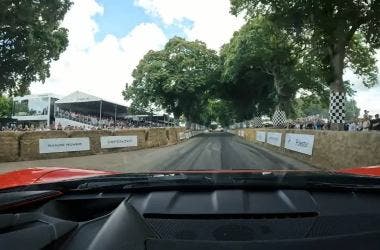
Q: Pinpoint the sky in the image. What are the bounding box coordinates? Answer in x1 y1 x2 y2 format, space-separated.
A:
30 0 380 115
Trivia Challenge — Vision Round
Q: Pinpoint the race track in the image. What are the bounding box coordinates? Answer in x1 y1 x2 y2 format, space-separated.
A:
0 132 314 173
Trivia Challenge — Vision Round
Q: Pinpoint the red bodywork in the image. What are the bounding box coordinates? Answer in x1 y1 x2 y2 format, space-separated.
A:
0 166 379 190
0 167 120 190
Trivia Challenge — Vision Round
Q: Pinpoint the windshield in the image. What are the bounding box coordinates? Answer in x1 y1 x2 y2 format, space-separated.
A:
0 1 379 180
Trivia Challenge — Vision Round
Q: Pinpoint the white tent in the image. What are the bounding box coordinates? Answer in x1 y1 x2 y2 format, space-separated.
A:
55 91 128 125
55 91 101 104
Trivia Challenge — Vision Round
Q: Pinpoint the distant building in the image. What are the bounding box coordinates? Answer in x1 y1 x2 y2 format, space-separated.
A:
12 94 60 127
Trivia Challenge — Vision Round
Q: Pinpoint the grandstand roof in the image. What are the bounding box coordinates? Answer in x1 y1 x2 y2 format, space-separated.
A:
55 91 102 104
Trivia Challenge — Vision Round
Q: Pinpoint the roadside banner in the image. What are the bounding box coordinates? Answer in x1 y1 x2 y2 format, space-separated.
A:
179 132 186 140
267 132 282 147
39 138 90 154
100 135 138 149
284 133 315 155
256 131 266 142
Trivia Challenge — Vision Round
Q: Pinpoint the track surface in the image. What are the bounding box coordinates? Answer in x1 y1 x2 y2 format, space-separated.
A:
0 132 314 173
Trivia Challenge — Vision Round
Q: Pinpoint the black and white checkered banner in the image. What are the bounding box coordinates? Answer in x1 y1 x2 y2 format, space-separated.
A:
273 110 287 128
329 92 345 124
253 117 263 128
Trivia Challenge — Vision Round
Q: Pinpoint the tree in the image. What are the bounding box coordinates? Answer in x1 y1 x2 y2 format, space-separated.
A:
345 99 361 122
219 17 327 125
231 0 380 129
293 95 360 122
204 99 236 127
293 95 329 119
0 95 12 117
0 0 72 95
221 17 303 114
123 37 219 125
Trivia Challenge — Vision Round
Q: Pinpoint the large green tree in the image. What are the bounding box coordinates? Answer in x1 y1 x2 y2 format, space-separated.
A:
0 95 12 117
231 0 380 129
123 37 219 125
0 0 71 95
220 17 327 123
221 17 301 114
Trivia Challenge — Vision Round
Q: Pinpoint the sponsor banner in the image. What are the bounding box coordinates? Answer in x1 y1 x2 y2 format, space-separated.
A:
179 132 186 140
100 135 138 149
267 132 282 147
39 138 90 154
284 133 315 155
256 131 266 142
239 130 245 137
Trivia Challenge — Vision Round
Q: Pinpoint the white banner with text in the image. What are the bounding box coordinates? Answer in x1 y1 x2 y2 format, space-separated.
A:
256 131 266 142
100 135 138 149
284 133 315 155
266 132 282 147
39 138 90 154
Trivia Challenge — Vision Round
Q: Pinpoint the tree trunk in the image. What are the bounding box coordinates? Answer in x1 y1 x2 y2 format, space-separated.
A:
185 115 191 129
272 75 287 128
328 42 346 131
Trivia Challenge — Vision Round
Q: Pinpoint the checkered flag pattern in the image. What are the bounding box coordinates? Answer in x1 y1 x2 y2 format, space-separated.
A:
253 117 263 128
273 110 287 128
329 92 345 124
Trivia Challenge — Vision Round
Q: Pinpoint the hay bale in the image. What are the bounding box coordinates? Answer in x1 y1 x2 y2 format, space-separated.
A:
146 128 160 148
0 132 21 162
167 128 178 144
157 128 168 146
19 131 70 160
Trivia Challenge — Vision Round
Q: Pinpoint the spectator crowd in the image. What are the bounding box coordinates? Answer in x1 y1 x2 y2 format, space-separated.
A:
0 109 176 131
285 110 380 131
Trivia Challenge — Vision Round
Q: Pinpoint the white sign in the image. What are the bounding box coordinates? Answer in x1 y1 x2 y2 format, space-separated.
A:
179 132 186 140
39 138 90 154
284 133 315 155
239 130 245 137
100 135 138 149
267 132 282 147
256 131 266 142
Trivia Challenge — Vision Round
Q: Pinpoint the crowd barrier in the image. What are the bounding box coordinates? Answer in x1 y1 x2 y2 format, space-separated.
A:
0 127 189 163
232 128 380 169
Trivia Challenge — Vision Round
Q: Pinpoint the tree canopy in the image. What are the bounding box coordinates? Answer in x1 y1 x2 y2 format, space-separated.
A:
0 95 12 118
230 0 380 93
0 0 71 95
219 16 329 120
123 37 219 124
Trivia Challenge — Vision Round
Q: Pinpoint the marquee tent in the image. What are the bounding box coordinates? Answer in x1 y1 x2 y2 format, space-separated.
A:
55 91 128 121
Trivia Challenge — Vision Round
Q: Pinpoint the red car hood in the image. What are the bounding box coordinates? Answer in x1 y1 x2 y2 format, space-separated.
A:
0 167 120 190
0 166 379 190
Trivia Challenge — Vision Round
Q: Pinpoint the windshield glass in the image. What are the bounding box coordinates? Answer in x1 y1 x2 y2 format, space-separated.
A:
0 0 379 181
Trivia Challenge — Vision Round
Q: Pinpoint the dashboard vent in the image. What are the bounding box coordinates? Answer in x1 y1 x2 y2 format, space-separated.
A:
145 214 318 241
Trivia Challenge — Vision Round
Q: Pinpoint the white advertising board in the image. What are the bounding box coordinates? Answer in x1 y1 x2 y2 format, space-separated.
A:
256 131 266 142
179 132 186 140
39 138 90 154
239 130 245 137
267 132 282 147
284 133 315 155
100 135 138 149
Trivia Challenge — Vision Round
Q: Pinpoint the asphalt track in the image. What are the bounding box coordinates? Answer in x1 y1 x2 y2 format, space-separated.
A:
149 132 314 171
0 132 314 173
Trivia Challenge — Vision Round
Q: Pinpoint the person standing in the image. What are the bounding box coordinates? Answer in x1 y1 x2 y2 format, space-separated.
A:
362 117 370 132
371 114 380 131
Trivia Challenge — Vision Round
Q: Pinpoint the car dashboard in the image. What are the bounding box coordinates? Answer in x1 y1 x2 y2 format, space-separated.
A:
1 189 380 250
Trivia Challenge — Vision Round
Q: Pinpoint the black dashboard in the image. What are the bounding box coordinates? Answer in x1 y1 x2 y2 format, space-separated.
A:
1 189 380 249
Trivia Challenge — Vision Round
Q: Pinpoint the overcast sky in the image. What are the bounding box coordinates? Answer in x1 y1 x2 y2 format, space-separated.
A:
30 0 380 115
